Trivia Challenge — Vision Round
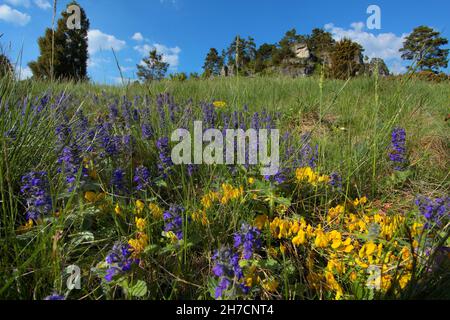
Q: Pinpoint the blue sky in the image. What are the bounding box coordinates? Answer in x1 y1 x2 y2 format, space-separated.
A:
1 0 449 83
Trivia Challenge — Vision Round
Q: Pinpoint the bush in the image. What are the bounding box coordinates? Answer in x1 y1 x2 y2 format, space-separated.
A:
414 70 449 83
0 54 13 78
169 72 188 81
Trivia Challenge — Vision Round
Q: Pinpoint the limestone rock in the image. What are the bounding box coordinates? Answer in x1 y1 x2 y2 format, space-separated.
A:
365 58 390 76
292 43 311 60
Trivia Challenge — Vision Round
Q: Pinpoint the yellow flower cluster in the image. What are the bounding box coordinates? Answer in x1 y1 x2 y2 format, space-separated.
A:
83 157 98 180
255 215 269 230
260 197 421 299
269 217 314 245
16 219 34 234
262 278 279 293
135 200 145 215
213 101 227 108
327 198 368 224
327 204 345 223
200 183 244 209
191 209 209 226
220 183 244 205
164 231 179 243
135 217 147 232
130 200 164 220
269 217 355 253
333 212 405 241
325 271 344 300
84 191 105 203
149 203 163 219
243 264 280 295
295 167 330 186
201 191 220 209
128 201 151 256
128 233 149 256
194 184 245 226
353 197 368 206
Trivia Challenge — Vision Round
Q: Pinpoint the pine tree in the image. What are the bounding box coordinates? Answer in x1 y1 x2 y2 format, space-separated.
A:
400 25 449 73
226 36 257 75
29 1 89 81
330 38 364 80
274 28 307 64
136 49 169 82
202 48 222 77
254 43 277 73
307 28 335 62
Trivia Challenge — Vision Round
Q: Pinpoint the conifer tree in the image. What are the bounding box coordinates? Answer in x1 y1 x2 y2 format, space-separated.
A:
400 25 449 73
330 38 364 79
307 28 335 63
29 1 90 81
202 48 222 77
137 49 169 82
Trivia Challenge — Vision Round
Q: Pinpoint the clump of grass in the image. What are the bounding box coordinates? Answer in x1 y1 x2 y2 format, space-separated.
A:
0 74 448 300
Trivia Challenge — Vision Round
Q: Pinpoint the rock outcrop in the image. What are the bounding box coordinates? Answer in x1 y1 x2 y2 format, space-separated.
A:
220 64 237 77
277 42 315 77
365 58 390 76
293 43 311 59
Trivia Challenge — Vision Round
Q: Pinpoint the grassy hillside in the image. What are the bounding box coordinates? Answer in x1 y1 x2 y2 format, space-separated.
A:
0 75 448 300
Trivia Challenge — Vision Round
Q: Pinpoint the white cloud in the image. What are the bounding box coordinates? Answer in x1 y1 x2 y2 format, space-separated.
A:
88 56 111 68
134 43 181 69
350 22 365 32
34 0 51 10
324 22 409 74
112 76 136 85
16 66 33 80
88 29 126 55
4 0 30 8
389 61 407 75
133 44 152 56
120 66 134 72
325 22 408 61
132 32 144 42
160 0 177 4
0 4 31 26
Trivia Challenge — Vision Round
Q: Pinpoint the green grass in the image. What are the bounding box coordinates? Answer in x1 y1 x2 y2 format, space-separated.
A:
0 75 449 300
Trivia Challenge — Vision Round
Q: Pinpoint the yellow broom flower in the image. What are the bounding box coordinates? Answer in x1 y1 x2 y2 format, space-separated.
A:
213 101 226 108
135 200 145 215
292 229 306 246
149 203 163 219
114 203 122 215
135 217 147 232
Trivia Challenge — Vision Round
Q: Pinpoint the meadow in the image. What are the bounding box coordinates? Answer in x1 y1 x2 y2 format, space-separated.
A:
0 75 448 300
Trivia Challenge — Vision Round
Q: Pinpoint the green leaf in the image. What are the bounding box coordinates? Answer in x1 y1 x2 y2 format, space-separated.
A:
128 280 148 297
239 259 250 268
155 180 168 188
68 231 95 248
276 197 292 207
263 258 280 269
143 244 159 254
